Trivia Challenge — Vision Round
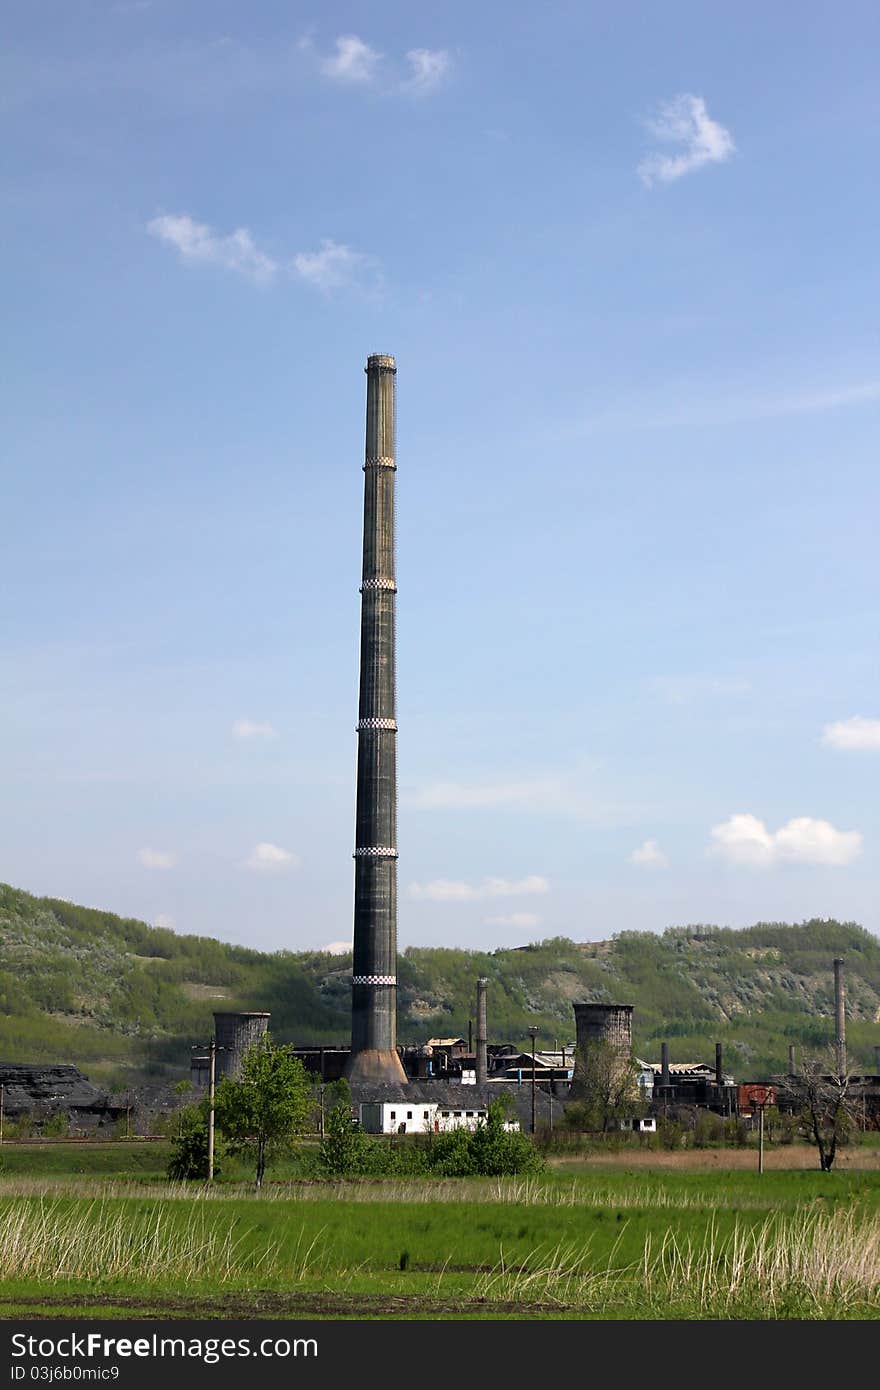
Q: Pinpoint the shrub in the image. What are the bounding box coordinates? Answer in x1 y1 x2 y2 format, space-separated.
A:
166 1102 213 1180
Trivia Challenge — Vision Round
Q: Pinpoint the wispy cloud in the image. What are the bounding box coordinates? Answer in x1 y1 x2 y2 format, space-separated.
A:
822 716 880 751
293 240 368 292
232 718 278 740
709 814 862 868
154 912 176 930
319 34 381 84
306 33 451 93
147 214 278 284
638 94 734 187
629 839 669 869
408 875 549 902
483 912 541 930
321 940 351 955
566 376 880 438
149 215 376 294
402 48 450 94
138 847 176 870
244 842 299 872
652 674 751 706
405 767 631 817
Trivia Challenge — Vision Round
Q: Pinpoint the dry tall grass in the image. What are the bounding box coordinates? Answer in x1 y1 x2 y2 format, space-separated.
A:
466 1208 880 1315
0 1199 286 1283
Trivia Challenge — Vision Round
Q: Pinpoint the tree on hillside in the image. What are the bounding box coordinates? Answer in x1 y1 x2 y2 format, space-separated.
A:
778 1049 859 1173
213 1037 312 1187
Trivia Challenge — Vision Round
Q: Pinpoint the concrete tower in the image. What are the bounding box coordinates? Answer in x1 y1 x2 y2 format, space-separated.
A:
346 354 407 1085
475 978 488 1085
212 1011 270 1080
570 1002 634 1099
833 957 847 1079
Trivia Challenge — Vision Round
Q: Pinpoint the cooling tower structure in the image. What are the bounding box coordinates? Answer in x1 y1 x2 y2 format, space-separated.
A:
212 1011 271 1081
346 354 407 1086
570 1002 634 1097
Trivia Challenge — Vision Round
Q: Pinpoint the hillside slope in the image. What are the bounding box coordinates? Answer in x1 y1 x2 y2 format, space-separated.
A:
1 883 878 1084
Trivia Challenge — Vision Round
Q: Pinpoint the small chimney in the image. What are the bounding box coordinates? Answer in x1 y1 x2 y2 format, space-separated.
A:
715 1042 723 1088
475 978 488 1085
660 1041 670 1091
833 958 847 1079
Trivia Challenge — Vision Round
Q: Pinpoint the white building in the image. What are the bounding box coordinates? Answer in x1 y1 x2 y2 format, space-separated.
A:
354 1084 520 1135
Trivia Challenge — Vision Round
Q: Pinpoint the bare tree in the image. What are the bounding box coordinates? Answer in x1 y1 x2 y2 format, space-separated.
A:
567 1040 641 1133
777 1048 859 1172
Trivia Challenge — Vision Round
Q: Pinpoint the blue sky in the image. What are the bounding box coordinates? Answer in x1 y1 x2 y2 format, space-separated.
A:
3 2 879 954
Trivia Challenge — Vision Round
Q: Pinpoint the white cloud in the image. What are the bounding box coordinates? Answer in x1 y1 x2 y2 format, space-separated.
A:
408 875 549 902
630 839 669 869
709 814 862 868
403 48 450 94
137 847 176 870
232 718 278 740
319 34 380 84
292 239 367 292
147 213 277 283
244 842 299 872
321 940 351 955
154 913 176 930
149 217 375 296
822 716 880 751
483 912 540 930
638 94 735 187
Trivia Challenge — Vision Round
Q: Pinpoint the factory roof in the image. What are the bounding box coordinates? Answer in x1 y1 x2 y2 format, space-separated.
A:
350 1081 494 1107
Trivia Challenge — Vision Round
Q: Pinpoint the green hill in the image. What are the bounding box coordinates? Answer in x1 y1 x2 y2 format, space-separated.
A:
1 882 879 1085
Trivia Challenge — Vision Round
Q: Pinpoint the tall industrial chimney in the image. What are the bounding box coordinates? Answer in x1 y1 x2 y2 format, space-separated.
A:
715 1042 723 1089
660 1041 670 1091
788 1043 796 1075
833 958 846 1079
476 978 488 1085
346 355 407 1086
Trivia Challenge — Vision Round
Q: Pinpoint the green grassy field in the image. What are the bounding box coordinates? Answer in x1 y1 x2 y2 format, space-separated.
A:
0 1149 877 1320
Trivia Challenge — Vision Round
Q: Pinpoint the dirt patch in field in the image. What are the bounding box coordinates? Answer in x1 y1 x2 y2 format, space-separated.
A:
550 1144 880 1171
0 1290 530 1320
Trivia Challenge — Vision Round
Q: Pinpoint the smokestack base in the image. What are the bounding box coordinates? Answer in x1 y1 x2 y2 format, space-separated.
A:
344 1048 408 1086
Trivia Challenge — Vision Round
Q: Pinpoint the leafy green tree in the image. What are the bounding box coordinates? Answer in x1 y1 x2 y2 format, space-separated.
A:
318 1099 373 1176
166 1101 212 1180
428 1099 543 1177
213 1038 311 1187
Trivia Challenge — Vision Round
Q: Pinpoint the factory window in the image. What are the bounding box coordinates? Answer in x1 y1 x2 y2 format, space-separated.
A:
466 1111 474 1117
423 1111 429 1120
390 1111 396 1120
406 1111 412 1119
441 1111 449 1117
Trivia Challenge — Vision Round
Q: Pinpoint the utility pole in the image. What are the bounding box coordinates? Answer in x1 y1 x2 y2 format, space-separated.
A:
528 1026 539 1135
207 1036 216 1183
0 1083 4 1146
